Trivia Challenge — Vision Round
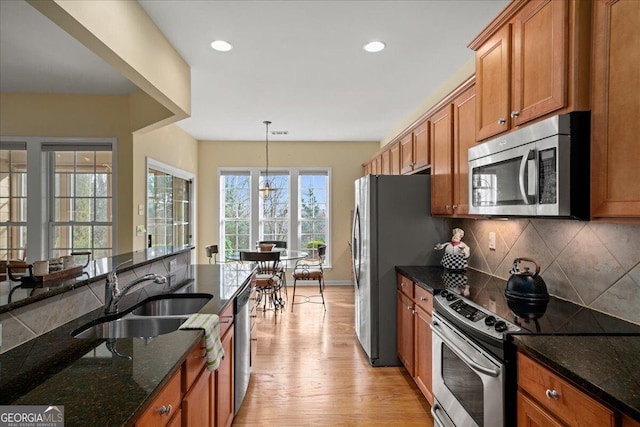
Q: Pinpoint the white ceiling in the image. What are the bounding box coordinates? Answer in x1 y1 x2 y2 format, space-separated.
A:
0 0 508 142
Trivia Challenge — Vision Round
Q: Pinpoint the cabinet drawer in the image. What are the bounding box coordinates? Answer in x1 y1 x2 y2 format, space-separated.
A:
414 285 432 313
397 274 414 298
136 368 182 427
518 353 615 427
219 303 234 337
183 340 206 391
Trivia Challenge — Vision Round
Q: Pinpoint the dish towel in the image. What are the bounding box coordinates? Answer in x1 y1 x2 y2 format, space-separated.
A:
179 313 225 371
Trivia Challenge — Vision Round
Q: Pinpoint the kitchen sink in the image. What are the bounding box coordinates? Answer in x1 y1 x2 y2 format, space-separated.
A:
71 316 189 339
130 293 213 316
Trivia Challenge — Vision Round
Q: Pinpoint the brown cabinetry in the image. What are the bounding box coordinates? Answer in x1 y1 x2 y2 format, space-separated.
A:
590 0 640 220
396 273 434 405
471 0 589 141
400 121 430 174
430 82 476 216
517 352 615 427
389 142 401 175
136 368 182 427
183 368 211 427
215 303 235 427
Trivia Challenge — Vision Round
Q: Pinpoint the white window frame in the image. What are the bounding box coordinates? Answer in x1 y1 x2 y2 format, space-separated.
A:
218 167 332 267
0 136 117 262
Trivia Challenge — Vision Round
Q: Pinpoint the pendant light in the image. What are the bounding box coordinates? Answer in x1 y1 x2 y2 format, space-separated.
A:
259 120 275 197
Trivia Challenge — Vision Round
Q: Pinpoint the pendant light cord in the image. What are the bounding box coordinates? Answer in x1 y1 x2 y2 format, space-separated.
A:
264 120 271 181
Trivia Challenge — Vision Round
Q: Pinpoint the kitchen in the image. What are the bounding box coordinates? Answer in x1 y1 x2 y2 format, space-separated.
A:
1 1 639 426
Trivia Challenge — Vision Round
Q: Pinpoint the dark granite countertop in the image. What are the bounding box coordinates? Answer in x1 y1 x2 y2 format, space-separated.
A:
0 246 194 314
0 263 255 426
396 265 640 421
512 335 640 422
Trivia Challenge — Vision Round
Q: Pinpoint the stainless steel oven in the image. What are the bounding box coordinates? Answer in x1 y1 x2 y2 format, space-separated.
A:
431 290 521 427
468 111 590 219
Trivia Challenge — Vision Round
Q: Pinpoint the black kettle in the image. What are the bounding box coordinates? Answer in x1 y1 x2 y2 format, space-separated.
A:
505 257 550 301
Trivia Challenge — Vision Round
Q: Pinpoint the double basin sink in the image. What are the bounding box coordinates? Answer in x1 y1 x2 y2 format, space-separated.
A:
71 293 213 339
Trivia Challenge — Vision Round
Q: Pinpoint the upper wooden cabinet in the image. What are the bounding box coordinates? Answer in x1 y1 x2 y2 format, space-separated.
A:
400 120 430 174
380 149 391 175
430 82 476 216
389 142 401 175
471 0 590 141
591 0 640 220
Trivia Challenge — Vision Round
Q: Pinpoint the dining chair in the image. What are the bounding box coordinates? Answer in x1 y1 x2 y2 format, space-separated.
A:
258 240 288 295
291 244 326 311
205 244 219 264
240 250 285 315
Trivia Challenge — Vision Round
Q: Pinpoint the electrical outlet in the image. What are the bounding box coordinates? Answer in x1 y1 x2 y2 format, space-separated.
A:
488 232 496 250
169 259 177 272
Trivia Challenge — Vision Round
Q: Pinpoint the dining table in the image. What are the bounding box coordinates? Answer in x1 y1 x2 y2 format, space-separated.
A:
225 249 309 263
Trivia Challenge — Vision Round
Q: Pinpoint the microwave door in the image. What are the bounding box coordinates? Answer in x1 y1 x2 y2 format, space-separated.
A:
469 144 537 216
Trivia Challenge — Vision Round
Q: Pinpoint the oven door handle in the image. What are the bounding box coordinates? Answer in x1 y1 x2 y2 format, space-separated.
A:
431 401 456 427
430 322 501 378
519 149 532 204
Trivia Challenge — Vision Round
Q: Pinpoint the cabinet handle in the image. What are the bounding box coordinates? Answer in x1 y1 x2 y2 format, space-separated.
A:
452 204 458 209
545 389 560 400
445 205 451 210
498 118 506 125
511 111 520 118
159 404 172 416
420 297 427 301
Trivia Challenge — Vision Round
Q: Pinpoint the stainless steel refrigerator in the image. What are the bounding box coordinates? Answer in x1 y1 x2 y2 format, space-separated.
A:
352 174 446 366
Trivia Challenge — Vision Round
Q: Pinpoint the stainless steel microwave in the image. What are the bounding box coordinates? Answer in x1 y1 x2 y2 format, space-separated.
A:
468 112 590 219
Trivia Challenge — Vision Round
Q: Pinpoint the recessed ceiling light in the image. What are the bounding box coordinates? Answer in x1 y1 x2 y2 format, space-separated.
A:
210 40 233 52
363 41 386 53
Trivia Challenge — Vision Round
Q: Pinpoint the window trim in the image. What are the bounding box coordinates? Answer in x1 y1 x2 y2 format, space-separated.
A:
218 167 332 267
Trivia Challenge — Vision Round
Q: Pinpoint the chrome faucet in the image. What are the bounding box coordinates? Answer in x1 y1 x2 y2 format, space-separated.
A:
105 259 167 315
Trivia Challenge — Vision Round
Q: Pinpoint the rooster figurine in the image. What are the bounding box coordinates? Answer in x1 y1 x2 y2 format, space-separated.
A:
435 228 470 271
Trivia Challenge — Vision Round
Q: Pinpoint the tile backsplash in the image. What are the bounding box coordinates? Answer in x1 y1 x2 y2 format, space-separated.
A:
449 218 640 326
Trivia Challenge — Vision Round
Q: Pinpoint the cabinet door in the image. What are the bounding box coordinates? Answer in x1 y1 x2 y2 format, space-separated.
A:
216 327 235 427
136 369 182 427
413 121 430 171
381 149 390 175
414 305 433 405
183 370 210 427
512 0 567 126
390 142 401 175
476 25 511 140
517 391 563 427
397 291 415 375
430 104 454 215
591 0 640 219
400 133 414 174
452 85 476 215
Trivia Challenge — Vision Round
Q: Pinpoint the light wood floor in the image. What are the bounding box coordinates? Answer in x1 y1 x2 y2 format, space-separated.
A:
233 285 434 426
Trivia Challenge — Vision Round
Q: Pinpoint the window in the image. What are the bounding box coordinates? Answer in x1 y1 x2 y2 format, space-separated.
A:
146 159 194 248
219 168 331 264
0 143 27 261
0 137 116 263
49 149 113 259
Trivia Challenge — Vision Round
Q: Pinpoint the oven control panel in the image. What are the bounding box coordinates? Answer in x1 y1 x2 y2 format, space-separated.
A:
435 290 521 340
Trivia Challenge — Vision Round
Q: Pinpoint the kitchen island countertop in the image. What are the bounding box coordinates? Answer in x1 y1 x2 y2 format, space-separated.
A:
0 263 255 426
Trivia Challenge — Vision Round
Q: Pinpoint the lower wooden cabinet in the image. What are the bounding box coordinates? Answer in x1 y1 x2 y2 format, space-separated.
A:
396 273 434 405
517 352 615 427
136 368 182 427
183 369 211 426
215 324 235 427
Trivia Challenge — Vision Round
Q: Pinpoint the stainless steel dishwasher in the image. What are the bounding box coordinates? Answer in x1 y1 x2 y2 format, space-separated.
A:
234 283 251 414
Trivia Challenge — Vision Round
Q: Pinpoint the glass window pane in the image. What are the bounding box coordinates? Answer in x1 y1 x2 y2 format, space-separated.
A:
95 173 111 197
93 226 112 248
75 198 94 222
76 152 95 171
52 225 72 250
54 198 73 221
75 174 94 197
54 152 74 172
0 198 8 222
73 226 92 249
55 174 74 197
95 198 112 221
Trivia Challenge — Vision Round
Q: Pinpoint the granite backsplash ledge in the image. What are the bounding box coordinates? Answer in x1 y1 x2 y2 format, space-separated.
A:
448 218 640 326
0 247 193 354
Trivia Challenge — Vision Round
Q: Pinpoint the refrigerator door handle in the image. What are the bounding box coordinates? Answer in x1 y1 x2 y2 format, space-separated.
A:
352 206 361 287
